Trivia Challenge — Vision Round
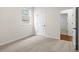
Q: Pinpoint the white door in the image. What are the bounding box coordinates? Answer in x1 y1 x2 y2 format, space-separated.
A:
37 15 46 36
35 9 46 36
72 29 76 49
72 8 76 49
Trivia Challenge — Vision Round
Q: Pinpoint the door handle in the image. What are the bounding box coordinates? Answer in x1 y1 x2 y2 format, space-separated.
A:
43 25 46 27
73 28 77 29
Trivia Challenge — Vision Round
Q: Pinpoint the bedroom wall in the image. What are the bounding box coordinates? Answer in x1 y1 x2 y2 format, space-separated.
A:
34 7 72 39
0 7 34 45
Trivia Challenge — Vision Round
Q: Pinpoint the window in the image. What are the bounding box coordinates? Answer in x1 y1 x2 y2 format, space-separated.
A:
22 8 32 24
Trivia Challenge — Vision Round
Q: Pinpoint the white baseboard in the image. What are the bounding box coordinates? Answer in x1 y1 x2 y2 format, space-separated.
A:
44 35 60 40
35 34 60 40
0 34 34 46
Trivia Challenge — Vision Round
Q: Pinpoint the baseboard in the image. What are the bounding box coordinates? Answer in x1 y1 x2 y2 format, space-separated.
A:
45 35 60 40
36 34 60 40
0 34 34 46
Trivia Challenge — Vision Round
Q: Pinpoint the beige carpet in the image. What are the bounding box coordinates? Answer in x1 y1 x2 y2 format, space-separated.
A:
0 36 74 52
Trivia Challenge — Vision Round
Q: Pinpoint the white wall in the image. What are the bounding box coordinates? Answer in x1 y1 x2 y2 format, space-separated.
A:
34 7 72 39
60 14 68 35
45 8 61 39
0 7 34 45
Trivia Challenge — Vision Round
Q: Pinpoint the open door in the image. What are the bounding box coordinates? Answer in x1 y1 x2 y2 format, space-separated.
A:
76 7 78 50
72 7 78 50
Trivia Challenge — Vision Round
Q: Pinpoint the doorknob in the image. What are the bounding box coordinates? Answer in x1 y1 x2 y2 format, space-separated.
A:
73 28 77 29
43 25 46 27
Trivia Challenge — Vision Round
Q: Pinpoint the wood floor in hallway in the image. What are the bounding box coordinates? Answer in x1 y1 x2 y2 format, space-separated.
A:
0 36 74 52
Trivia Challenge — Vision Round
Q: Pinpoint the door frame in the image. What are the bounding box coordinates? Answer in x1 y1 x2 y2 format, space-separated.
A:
75 7 78 50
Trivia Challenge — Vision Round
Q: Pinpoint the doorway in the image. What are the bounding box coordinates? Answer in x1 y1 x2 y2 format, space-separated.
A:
60 9 73 41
